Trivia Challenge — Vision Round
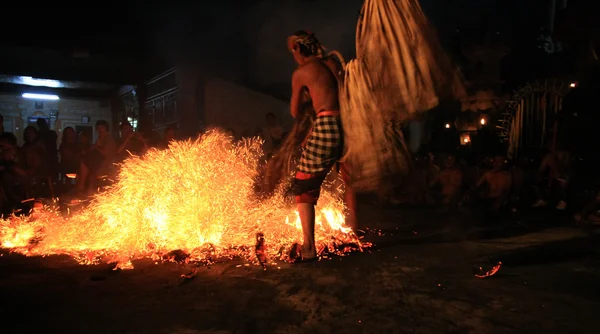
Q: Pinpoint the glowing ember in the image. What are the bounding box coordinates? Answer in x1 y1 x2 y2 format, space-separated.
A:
0 131 365 267
475 262 502 278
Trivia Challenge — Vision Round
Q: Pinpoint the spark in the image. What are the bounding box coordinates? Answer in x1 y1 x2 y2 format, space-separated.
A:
1 131 365 267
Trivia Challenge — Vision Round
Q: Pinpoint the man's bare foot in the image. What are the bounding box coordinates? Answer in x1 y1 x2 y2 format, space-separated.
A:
288 243 317 263
301 245 317 261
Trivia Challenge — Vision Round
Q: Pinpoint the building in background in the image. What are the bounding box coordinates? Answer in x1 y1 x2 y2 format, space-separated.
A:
0 93 111 146
117 66 291 141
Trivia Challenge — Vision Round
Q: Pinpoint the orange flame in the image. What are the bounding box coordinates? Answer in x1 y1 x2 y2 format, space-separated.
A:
0 131 363 267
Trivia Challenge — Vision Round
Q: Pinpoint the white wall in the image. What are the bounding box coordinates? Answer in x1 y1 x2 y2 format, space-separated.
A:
0 94 111 145
203 79 292 138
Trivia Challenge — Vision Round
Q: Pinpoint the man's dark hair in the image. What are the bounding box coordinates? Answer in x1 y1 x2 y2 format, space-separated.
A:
95 120 110 131
291 30 325 58
266 112 276 119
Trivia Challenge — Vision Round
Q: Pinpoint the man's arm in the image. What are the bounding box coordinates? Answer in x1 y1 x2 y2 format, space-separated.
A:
290 69 304 118
117 135 132 155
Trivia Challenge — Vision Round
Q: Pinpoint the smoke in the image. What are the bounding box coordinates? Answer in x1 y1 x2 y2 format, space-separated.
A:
148 0 474 92
149 0 362 88
239 0 364 87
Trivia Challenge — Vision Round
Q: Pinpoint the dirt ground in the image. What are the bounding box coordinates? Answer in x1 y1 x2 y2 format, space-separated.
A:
1 203 599 334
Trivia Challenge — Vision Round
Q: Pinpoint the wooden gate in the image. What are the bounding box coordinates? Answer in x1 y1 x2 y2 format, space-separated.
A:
497 79 569 159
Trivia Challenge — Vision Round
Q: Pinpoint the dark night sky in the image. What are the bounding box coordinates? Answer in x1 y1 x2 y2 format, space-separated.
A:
0 0 546 90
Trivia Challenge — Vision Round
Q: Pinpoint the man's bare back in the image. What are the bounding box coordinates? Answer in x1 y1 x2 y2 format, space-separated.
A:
292 57 339 116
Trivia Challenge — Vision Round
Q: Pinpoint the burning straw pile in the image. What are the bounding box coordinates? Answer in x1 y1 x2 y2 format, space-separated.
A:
0 131 362 268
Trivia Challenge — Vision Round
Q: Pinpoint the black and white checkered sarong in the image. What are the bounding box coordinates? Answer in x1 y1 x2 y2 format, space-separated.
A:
297 115 343 175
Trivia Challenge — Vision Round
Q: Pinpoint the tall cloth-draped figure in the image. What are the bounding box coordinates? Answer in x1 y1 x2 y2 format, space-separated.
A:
340 0 465 191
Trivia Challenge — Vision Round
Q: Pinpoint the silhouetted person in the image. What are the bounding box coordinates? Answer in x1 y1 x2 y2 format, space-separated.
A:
431 154 463 208
158 126 176 149
20 126 45 179
59 127 80 176
0 136 28 217
36 118 58 179
476 155 512 213
77 120 116 195
116 121 148 162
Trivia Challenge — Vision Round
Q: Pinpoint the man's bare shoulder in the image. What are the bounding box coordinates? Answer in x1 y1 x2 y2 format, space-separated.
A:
293 60 326 84
301 58 330 73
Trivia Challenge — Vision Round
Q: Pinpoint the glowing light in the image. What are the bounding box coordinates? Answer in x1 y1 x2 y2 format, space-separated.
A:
19 76 62 88
0 131 364 267
22 93 59 100
460 133 471 145
66 174 77 179
445 123 450 129
480 118 486 125
127 117 138 131
569 83 576 88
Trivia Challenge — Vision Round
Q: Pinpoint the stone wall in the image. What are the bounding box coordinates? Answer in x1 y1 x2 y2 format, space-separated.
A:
0 94 111 145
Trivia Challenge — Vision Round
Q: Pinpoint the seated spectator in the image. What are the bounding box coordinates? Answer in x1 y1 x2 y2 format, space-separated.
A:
475 155 513 213
157 126 177 150
78 131 92 156
533 149 572 210
36 118 58 180
430 153 463 208
116 121 148 162
0 139 28 216
20 126 45 179
76 120 116 195
59 127 80 176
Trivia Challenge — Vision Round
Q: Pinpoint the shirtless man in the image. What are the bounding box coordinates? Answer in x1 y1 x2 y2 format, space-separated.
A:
77 120 116 194
533 149 572 210
476 155 512 212
431 154 462 208
287 31 345 261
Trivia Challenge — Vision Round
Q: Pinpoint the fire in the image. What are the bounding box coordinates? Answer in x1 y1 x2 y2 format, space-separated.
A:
0 131 363 267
